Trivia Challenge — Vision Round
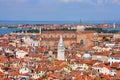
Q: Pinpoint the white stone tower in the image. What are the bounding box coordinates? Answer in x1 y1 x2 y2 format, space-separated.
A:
39 28 41 34
57 35 65 60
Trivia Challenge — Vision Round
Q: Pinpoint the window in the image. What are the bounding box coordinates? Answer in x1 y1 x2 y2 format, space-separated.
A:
98 69 99 72
65 35 67 38
50 35 53 38
80 40 84 45
58 35 60 38
42 35 45 38
72 35 75 38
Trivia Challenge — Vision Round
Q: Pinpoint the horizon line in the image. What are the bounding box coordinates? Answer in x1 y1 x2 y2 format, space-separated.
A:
0 20 120 21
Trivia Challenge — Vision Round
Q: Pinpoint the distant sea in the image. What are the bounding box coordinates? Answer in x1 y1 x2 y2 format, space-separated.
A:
0 20 120 25
0 21 78 25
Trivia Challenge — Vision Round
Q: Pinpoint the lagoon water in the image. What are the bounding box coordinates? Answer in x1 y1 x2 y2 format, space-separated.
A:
0 27 120 35
104 28 120 31
0 28 28 35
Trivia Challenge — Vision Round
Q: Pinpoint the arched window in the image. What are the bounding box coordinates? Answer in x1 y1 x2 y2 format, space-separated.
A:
80 40 84 45
72 35 75 38
50 35 53 38
42 35 45 38
58 35 60 38
103 36 105 39
65 35 67 38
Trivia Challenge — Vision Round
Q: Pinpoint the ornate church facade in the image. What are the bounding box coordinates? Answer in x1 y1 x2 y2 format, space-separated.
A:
40 25 95 48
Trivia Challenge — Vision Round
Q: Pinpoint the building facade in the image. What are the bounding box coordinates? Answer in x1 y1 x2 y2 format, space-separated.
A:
12 25 95 48
40 25 95 48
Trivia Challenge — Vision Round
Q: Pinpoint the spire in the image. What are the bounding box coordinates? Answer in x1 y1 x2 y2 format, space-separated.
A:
60 35 62 41
80 19 83 25
58 35 64 46
57 35 65 60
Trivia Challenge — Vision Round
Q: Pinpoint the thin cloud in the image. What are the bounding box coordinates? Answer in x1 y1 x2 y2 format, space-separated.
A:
0 0 28 3
60 0 84 3
112 0 120 4
59 0 120 5
0 0 120 5
59 0 103 5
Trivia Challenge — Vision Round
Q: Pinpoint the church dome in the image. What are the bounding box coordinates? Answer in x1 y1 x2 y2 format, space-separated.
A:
83 53 91 59
77 25 85 31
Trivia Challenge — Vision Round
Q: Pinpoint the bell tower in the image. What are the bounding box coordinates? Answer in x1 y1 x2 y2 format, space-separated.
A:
57 35 65 60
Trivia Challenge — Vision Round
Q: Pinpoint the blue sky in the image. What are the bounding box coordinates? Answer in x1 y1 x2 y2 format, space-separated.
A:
0 0 120 21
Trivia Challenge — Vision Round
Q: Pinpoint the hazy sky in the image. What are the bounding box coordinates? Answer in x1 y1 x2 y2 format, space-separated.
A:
0 0 120 21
